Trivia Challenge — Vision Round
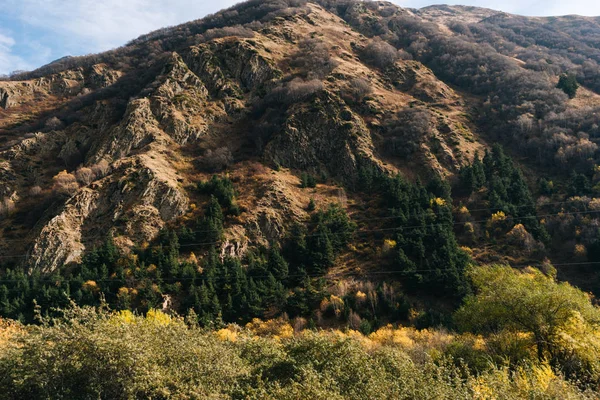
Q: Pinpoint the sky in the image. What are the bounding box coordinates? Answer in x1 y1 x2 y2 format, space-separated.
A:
1 0 599 76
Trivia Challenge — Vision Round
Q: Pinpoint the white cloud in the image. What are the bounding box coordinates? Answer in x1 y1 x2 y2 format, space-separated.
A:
2 0 599 75
5 0 241 54
395 0 600 15
0 32 33 75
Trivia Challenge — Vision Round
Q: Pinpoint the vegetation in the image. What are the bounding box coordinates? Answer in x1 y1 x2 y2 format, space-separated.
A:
459 145 547 241
2 264 600 398
557 73 580 99
457 265 600 380
5 1 600 396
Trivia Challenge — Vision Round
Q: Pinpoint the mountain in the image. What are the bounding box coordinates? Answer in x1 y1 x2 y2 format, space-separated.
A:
2 0 600 325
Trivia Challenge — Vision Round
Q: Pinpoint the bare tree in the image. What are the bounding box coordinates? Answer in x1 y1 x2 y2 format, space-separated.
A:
75 167 95 186
362 39 399 69
91 160 111 178
29 186 42 196
52 171 79 196
343 77 373 103
44 117 64 131
199 147 234 172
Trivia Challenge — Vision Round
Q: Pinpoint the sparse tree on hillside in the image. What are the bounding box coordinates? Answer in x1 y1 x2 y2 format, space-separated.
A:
75 167 95 186
557 73 579 99
344 77 373 103
91 160 111 178
362 39 399 69
52 170 79 196
44 117 64 131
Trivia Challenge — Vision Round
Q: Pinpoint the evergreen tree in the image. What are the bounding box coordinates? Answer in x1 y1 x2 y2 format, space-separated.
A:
267 245 289 281
426 176 452 201
557 73 579 99
307 224 335 274
199 195 224 243
568 172 592 196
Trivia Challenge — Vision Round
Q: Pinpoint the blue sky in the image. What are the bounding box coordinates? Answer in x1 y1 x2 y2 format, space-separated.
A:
1 0 599 76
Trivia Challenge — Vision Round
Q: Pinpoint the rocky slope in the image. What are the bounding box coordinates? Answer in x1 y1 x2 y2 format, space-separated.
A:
0 0 599 287
0 2 487 272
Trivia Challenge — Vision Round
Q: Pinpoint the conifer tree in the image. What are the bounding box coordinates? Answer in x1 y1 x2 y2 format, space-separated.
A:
267 245 289 281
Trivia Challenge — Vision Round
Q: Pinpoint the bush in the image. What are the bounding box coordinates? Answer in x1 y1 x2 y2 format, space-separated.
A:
52 171 79 196
557 73 579 99
269 78 324 105
201 25 255 41
198 147 233 172
361 39 399 69
44 117 64 131
197 175 236 208
290 38 339 79
300 172 317 188
343 77 373 103
75 167 95 186
0 306 593 399
91 160 111 178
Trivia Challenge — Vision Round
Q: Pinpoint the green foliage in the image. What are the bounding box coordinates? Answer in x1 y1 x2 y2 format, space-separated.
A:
384 175 470 298
568 171 592 196
456 265 600 373
557 73 579 99
426 175 452 201
198 195 225 243
0 306 594 399
539 178 555 195
0 201 358 327
459 145 548 242
197 175 236 209
300 172 317 188
0 308 247 399
285 203 356 276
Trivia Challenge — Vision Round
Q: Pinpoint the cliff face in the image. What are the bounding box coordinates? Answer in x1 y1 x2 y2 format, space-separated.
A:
6 0 596 273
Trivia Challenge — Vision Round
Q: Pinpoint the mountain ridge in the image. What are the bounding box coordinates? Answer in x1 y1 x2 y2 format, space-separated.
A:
1 0 600 328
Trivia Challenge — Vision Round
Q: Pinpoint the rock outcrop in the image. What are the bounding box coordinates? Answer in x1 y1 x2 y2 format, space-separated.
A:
264 90 379 182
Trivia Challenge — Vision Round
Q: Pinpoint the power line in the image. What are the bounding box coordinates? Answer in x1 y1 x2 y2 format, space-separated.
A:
0 260 597 285
2 207 600 261
0 197 590 246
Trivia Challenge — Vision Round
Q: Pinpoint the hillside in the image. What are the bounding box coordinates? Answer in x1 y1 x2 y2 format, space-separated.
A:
1 0 600 340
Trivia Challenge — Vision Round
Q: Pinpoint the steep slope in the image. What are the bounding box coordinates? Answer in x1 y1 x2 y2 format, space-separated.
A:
2 0 600 330
0 2 483 273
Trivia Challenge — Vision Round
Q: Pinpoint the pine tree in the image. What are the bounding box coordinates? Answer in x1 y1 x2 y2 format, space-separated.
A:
307 224 335 274
200 196 224 243
557 73 579 99
426 176 452 201
267 245 289 281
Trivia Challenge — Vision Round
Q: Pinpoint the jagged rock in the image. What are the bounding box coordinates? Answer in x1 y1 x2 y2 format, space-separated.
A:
0 4 489 275
221 225 250 259
148 53 212 145
89 98 161 162
184 39 282 99
385 60 458 103
264 90 379 182
26 154 188 272
87 64 122 89
0 88 13 109
245 178 306 245
28 188 101 273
